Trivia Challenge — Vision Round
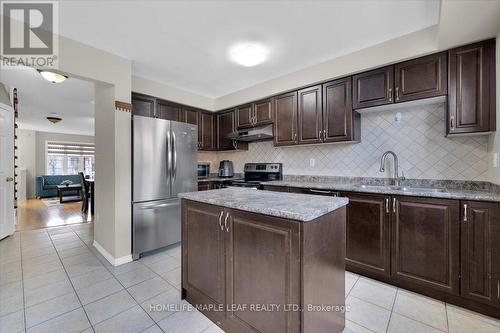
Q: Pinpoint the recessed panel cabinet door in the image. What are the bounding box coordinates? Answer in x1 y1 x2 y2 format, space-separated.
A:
274 92 298 146
236 104 253 128
183 107 199 125
224 210 300 333
254 98 273 126
199 112 215 151
217 110 236 150
392 196 460 295
132 94 155 117
298 85 322 144
394 52 447 102
448 39 496 134
182 201 226 322
345 193 391 277
353 66 394 109
156 100 181 121
461 201 500 307
323 77 358 142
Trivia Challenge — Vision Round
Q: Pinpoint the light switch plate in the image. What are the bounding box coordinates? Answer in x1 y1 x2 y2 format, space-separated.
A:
309 158 316 168
493 153 498 168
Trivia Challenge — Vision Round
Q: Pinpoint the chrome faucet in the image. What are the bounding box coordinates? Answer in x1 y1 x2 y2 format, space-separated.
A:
380 151 405 186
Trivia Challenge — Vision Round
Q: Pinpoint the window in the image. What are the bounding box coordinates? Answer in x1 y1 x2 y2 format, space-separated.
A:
46 141 95 176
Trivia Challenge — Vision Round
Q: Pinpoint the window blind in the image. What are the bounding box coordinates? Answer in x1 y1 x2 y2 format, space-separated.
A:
47 142 95 156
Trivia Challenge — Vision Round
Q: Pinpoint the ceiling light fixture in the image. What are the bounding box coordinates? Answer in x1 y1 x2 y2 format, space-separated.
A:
38 70 68 83
230 43 268 67
47 114 62 124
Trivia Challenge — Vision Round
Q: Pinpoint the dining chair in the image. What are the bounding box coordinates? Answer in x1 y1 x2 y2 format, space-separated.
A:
79 172 90 213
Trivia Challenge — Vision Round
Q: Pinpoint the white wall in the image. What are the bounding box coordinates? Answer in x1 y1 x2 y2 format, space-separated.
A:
17 129 36 198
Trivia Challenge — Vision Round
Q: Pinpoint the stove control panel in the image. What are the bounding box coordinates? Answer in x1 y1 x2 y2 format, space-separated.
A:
244 163 282 173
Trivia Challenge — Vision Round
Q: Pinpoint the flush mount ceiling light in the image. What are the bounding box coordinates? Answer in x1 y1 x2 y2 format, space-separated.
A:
230 43 268 67
37 70 68 83
47 114 62 124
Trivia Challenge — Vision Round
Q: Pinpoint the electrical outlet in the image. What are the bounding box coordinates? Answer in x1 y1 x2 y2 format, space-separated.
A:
309 158 316 168
494 153 498 168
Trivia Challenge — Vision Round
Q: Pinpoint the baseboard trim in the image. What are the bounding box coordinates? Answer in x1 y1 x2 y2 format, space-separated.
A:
93 240 132 266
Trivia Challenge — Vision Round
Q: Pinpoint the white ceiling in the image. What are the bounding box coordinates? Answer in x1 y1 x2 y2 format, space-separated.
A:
0 68 95 136
58 0 441 98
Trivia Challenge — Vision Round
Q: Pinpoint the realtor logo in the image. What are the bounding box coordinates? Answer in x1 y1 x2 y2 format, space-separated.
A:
1 1 58 68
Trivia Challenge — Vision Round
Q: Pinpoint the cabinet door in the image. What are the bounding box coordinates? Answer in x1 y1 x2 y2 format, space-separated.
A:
323 77 359 142
197 182 210 191
273 92 298 146
182 201 226 322
394 52 447 103
183 107 199 125
217 110 235 150
392 196 460 295
298 85 323 144
353 66 394 109
225 209 300 333
345 193 391 277
131 94 155 117
156 100 181 121
236 104 253 129
461 201 500 307
254 98 273 126
448 39 496 134
199 112 215 151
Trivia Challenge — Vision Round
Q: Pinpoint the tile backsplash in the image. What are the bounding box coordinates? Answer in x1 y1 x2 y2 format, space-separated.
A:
198 102 490 181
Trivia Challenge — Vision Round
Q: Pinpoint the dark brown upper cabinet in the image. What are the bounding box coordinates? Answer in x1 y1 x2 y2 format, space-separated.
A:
274 91 298 146
353 66 394 109
131 93 155 117
236 98 273 129
217 110 248 151
460 201 500 307
199 112 215 151
254 98 273 126
182 107 199 125
344 193 391 278
392 196 460 295
448 39 496 135
236 104 253 128
394 52 447 102
322 77 360 143
298 85 323 144
156 100 181 121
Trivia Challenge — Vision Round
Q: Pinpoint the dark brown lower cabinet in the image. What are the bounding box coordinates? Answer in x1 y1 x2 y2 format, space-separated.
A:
261 185 500 317
197 182 210 191
392 196 460 295
344 193 391 278
182 199 346 333
460 201 500 307
182 201 226 324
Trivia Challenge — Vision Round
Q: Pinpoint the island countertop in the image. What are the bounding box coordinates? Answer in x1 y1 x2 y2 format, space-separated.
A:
179 187 348 222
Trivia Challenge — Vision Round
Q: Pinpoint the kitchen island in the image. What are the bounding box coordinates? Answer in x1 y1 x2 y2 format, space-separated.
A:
179 188 348 333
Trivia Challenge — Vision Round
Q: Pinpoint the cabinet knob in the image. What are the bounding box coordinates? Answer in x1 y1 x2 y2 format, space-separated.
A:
395 87 400 101
388 88 393 102
463 204 468 222
392 198 397 213
224 212 229 232
450 117 455 130
385 198 390 213
218 211 224 231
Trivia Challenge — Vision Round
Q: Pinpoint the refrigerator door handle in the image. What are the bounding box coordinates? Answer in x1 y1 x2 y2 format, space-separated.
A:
166 130 172 183
172 131 177 184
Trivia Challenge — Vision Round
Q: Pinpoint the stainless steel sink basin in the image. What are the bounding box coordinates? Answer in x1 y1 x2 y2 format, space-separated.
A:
353 184 447 193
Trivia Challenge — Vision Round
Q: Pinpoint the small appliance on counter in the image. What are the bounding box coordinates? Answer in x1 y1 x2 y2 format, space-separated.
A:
218 160 234 178
197 162 210 179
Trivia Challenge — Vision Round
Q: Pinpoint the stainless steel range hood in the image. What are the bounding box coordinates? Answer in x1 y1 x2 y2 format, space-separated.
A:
227 124 273 142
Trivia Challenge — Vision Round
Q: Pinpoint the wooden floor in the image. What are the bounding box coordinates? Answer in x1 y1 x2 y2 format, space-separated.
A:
16 198 93 231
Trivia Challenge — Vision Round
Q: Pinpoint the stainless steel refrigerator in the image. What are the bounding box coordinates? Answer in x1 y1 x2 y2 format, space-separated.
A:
132 116 197 259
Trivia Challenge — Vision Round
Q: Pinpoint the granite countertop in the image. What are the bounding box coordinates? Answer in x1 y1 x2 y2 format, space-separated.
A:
179 188 348 222
261 180 500 203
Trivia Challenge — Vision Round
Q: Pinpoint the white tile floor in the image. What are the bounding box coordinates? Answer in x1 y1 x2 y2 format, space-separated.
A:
1 223 499 333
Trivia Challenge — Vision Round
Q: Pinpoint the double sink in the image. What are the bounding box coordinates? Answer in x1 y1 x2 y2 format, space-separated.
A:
353 184 448 193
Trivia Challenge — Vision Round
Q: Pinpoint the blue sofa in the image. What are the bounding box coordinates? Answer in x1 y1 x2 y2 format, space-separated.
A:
36 175 81 198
